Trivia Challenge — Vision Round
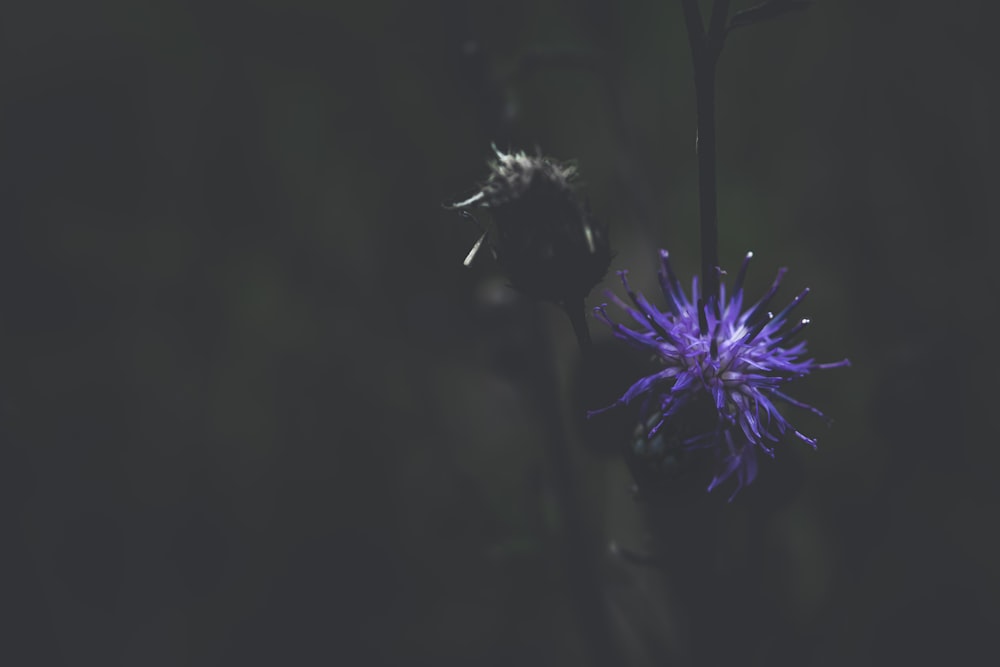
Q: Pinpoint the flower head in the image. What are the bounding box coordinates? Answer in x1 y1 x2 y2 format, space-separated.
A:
448 145 610 303
590 250 849 500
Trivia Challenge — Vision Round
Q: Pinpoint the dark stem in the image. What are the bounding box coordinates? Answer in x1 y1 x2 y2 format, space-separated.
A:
694 60 719 307
680 0 731 312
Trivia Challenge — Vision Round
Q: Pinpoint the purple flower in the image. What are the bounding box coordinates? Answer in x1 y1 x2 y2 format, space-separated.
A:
590 250 849 500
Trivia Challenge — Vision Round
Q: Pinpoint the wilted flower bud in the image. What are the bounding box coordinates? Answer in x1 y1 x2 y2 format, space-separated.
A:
448 145 610 304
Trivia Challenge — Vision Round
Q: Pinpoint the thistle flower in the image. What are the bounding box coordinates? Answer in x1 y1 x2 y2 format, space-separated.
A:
448 145 610 304
590 250 849 500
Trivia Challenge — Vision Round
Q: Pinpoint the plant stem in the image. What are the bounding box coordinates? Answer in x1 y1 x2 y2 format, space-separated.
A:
679 0 731 307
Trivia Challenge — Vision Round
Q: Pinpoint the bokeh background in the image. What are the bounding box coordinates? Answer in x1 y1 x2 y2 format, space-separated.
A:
3 0 997 665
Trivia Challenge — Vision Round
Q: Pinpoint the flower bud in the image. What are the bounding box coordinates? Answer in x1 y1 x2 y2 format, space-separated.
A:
449 145 610 304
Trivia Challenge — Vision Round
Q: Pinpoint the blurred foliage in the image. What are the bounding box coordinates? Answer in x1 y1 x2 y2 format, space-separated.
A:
1 0 998 665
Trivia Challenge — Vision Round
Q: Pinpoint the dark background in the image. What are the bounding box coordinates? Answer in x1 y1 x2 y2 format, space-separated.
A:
2 0 997 665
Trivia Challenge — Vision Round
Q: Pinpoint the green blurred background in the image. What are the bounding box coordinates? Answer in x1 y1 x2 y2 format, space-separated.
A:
2 0 997 665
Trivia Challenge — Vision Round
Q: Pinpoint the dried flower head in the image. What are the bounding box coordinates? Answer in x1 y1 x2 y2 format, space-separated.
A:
448 145 610 303
590 250 849 500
